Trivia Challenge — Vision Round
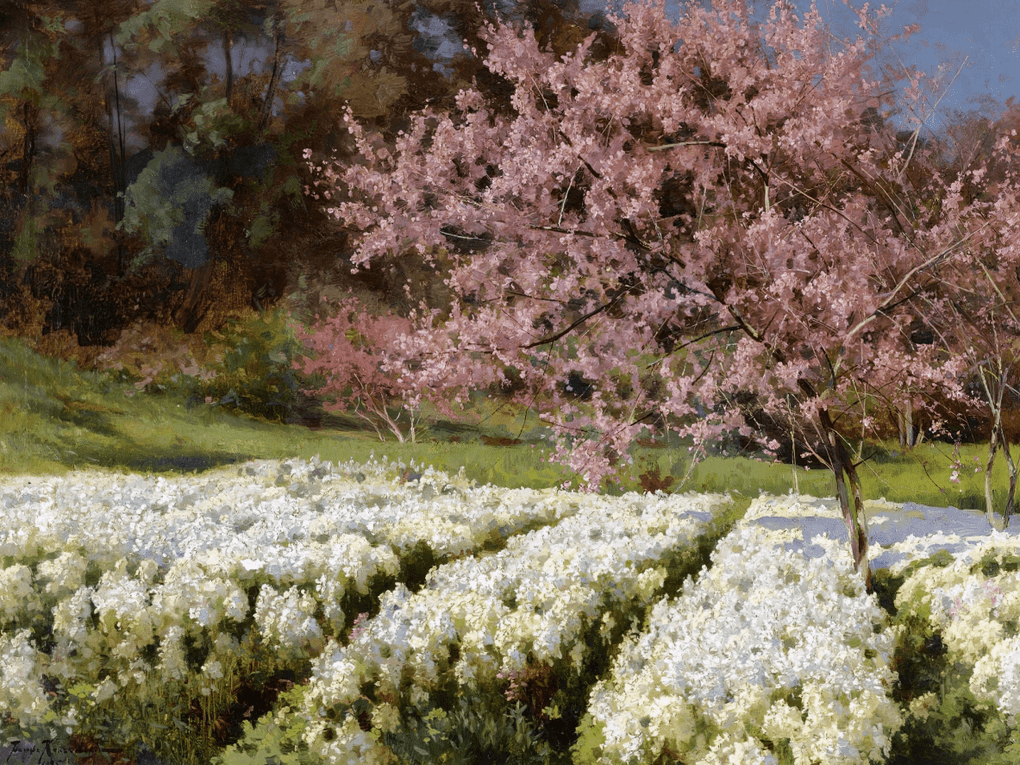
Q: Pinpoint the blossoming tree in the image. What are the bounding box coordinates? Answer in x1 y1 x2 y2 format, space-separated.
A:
295 297 425 442
305 0 996 589
917 127 1020 531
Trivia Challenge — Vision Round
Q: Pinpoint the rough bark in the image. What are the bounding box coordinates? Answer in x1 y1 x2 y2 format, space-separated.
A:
820 406 872 592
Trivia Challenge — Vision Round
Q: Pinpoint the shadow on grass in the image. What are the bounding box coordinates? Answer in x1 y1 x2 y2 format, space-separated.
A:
125 452 253 473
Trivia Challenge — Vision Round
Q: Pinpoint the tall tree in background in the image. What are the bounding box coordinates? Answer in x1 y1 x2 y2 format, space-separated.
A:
0 1 129 342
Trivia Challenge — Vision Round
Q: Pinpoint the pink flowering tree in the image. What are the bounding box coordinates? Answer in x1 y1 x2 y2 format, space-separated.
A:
304 0 999 589
294 297 427 443
917 130 1020 531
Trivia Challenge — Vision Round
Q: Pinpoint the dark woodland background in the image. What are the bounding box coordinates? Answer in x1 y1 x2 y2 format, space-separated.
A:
0 0 629 353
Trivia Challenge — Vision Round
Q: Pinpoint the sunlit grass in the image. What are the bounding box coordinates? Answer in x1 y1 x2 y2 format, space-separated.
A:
671 443 1000 510
0 334 1010 518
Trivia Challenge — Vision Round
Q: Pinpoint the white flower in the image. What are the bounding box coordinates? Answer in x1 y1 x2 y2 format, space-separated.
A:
203 659 224 680
37 551 88 596
372 702 402 734
700 731 778 765
254 584 324 655
0 629 53 730
0 564 41 622
92 677 118 704
907 692 939 722
158 624 188 682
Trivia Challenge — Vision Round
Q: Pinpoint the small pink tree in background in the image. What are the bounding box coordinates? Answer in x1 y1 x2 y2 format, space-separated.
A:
304 0 1006 589
294 296 427 443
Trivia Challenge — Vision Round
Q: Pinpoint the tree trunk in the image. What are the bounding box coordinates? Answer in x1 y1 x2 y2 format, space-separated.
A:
820 407 872 592
905 398 914 447
897 399 915 448
223 29 233 105
174 259 214 333
257 14 284 135
1001 435 1018 530
985 427 1001 531
103 30 128 276
979 366 1009 531
18 101 36 196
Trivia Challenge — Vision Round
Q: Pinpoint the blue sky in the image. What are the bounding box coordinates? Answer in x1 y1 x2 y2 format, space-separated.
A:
578 0 1020 128
804 0 1020 125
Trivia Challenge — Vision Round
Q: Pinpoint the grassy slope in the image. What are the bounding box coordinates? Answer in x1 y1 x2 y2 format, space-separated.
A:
0 335 1007 513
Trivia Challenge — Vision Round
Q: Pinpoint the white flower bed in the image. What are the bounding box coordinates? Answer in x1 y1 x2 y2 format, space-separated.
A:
7 459 1020 764
0 456 585 741
581 498 903 765
895 539 1020 725
298 491 731 764
0 455 582 570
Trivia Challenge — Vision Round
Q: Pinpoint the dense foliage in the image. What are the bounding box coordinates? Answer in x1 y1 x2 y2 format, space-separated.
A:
0 0 607 343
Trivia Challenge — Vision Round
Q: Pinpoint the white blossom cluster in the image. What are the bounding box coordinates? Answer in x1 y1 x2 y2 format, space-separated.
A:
895 539 1020 724
0 456 583 740
0 629 78 740
0 455 582 573
583 499 903 765
298 491 731 763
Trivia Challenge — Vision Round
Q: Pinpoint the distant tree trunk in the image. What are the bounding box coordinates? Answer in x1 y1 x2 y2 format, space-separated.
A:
897 398 916 448
257 13 284 135
103 31 128 276
174 259 214 333
18 101 36 196
904 398 914 447
223 29 233 105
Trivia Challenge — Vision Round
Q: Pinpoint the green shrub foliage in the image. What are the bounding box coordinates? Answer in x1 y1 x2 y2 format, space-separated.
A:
194 309 304 421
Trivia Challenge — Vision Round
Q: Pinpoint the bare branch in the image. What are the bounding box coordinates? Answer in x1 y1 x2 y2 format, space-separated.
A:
645 324 741 368
647 140 727 152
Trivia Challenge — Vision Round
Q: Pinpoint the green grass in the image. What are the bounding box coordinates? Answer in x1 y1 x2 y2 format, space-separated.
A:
0 335 576 487
0 334 1010 515
679 443 1004 511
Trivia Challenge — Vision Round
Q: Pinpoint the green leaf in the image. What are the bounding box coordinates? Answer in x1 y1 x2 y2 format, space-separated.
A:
0 57 46 100
282 176 302 198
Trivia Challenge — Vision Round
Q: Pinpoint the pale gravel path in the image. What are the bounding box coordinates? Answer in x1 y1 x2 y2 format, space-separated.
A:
743 495 1020 572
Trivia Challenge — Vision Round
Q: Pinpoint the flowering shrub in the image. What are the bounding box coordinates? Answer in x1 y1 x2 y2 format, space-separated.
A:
576 504 903 765
895 545 1020 731
293 491 731 763
94 321 212 394
294 296 425 442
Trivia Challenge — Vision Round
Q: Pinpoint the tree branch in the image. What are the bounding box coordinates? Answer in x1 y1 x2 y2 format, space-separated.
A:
522 289 629 349
645 324 740 368
646 139 727 152
846 222 992 344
